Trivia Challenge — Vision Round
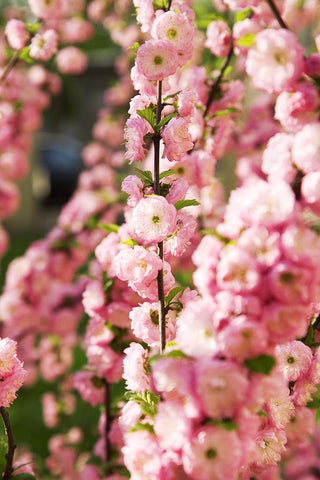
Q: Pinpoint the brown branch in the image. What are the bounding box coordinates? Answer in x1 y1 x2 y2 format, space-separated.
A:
204 45 234 118
265 0 289 29
0 52 20 85
0 407 16 480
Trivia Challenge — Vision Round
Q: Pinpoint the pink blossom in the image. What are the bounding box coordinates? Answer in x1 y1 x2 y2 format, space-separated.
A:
133 0 155 33
246 29 304 93
56 47 88 75
217 245 260 293
182 426 243 480
136 39 179 81
205 20 231 57
196 359 249 420
132 196 177 244
124 117 148 164
28 0 67 19
59 17 94 44
151 10 194 54
5 19 30 50
275 341 313 382
73 371 105 406
253 428 287 467
292 123 320 173
165 177 189 205
164 211 197 257
122 430 164 479
130 302 176 347
29 29 58 62
154 400 193 451
162 117 194 162
301 172 320 212
123 343 150 392
262 133 296 183
267 261 315 305
0 337 27 407
275 83 319 133
238 227 281 269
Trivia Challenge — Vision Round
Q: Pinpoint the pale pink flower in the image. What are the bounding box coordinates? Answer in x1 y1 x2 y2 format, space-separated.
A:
281 224 320 268
217 245 260 293
238 227 281 269
42 392 59 428
305 53 320 78
246 29 304 93
292 123 320 173
262 302 310 344
196 359 249 420
121 175 144 207
29 29 58 62
176 298 218 358
253 428 287 467
267 261 315 305
262 133 296 183
0 337 27 407
205 20 231 57
56 47 88 75
162 117 194 162
275 341 313 382
123 342 150 392
164 211 197 257
165 177 189 205
267 391 295 429
301 172 320 212
151 10 194 53
136 39 179 81
275 83 319 133
182 426 243 480
124 117 148 164
28 0 67 19
132 196 177 244
73 371 105 406
285 406 316 444
154 400 193 451
133 0 155 33
5 19 30 50
130 302 176 347
122 430 164 479
59 17 94 44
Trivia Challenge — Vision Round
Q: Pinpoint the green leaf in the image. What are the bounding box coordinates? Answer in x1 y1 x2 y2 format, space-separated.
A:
129 42 140 52
159 169 177 180
26 22 42 34
0 435 7 476
165 286 186 305
130 422 155 434
200 228 230 244
137 107 156 129
121 238 139 247
98 222 119 233
149 349 189 365
156 112 176 129
244 354 276 375
212 108 239 117
235 8 253 22
307 385 320 409
135 168 153 184
125 390 160 417
302 324 314 347
210 419 237 431
236 34 256 48
51 237 78 251
174 199 200 210
19 47 34 64
153 0 168 9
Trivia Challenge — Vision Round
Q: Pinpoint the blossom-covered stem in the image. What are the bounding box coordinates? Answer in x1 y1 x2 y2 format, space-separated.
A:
153 81 166 353
104 380 111 464
0 407 16 480
204 45 234 117
0 51 19 84
266 0 289 29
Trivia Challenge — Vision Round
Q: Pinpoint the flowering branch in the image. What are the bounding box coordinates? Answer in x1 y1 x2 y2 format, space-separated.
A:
153 81 166 353
204 45 234 117
0 407 16 480
265 0 289 29
167 0 173 10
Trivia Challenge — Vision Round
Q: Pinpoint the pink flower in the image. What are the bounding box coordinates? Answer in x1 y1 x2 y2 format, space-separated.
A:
196 359 249 420
162 117 194 162
136 39 179 81
164 211 197 257
0 337 27 407
124 117 148 164
28 0 67 19
275 341 313 382
132 196 177 244
262 133 296 183
292 123 320 173
122 430 164 479
133 0 155 33
301 171 320 212
253 427 287 467
130 302 176 347
5 19 30 50
182 426 243 480
56 47 88 75
217 245 260 293
29 29 58 62
205 20 231 57
122 175 144 207
246 29 304 93
151 10 194 54
114 246 162 290
154 400 193 451
73 371 105 406
123 342 150 392
267 261 315 305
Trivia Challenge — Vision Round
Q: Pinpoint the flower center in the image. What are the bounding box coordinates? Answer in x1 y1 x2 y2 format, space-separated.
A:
287 356 295 364
206 448 217 459
152 215 160 224
167 28 177 40
154 56 163 65
274 51 287 65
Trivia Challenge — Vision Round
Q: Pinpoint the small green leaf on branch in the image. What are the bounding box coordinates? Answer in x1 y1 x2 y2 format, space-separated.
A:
174 199 200 210
26 22 42 34
212 107 239 117
244 354 276 375
125 390 160 417
307 385 320 409
235 8 253 22
159 169 177 179
121 238 139 247
165 286 186 305
130 42 140 52
153 0 168 9
130 422 155 434
236 34 256 48
156 112 176 130
135 168 153 184
209 419 237 431
19 47 34 64
98 223 119 233
137 107 156 129
302 324 315 347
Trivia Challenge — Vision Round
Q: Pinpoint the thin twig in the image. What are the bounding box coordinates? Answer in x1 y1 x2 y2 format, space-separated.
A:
265 0 289 29
0 52 20 85
167 0 172 10
0 407 16 480
204 45 234 117
153 81 166 353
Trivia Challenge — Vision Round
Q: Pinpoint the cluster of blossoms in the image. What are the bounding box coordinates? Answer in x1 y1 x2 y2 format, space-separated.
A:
2 0 320 479
0 337 26 408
